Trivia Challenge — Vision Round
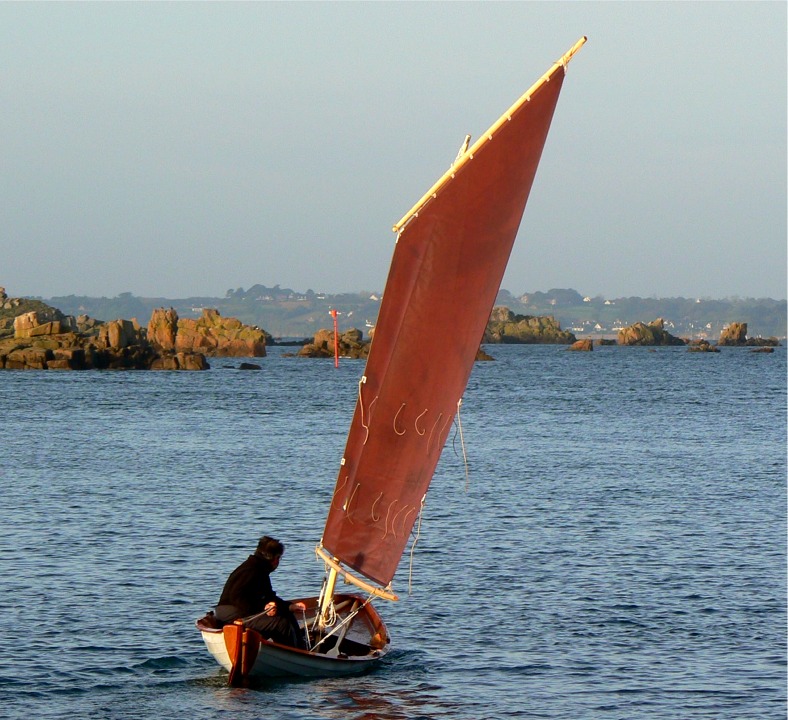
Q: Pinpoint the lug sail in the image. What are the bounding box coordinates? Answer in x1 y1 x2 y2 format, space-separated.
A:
321 38 586 589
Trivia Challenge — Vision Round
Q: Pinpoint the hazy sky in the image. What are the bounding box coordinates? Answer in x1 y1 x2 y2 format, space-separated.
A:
2 2 786 300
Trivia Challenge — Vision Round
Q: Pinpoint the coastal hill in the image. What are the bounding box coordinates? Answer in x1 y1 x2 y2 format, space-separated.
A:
39 285 787 341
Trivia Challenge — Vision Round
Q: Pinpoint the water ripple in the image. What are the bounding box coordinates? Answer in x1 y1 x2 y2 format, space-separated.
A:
0 346 784 719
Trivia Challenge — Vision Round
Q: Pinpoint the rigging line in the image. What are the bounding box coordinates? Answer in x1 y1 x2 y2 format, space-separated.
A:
370 491 383 522
358 377 370 445
414 408 428 436
390 505 409 538
312 575 329 634
426 412 443 454
300 607 311 651
330 476 349 510
456 398 470 492
436 412 454 456
381 500 397 540
312 561 338 632
358 379 379 446
344 483 360 524
407 495 426 595
399 506 417 537
393 403 407 435
309 596 374 654
315 599 337 633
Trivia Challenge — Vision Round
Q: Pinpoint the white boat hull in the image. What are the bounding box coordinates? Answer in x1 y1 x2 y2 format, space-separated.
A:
197 593 390 681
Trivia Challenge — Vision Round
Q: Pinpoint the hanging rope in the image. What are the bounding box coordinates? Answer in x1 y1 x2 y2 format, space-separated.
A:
393 403 406 435
343 483 360 523
300 607 311 651
414 408 428 435
456 398 470 492
358 377 370 445
309 595 374 654
312 564 337 635
407 494 426 595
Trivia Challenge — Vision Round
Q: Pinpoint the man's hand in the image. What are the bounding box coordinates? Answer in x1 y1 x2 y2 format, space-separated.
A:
289 601 306 612
264 601 277 616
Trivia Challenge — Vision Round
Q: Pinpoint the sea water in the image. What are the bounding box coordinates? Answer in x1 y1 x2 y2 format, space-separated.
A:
0 345 785 719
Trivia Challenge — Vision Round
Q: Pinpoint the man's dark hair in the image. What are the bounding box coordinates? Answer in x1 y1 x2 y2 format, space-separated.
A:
256 535 284 560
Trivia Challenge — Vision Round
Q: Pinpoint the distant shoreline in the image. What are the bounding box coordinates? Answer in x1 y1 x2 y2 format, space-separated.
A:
33 286 787 341
4 285 786 340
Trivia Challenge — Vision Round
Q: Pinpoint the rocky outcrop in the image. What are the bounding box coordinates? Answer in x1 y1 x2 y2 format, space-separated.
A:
147 308 178 351
298 328 369 359
617 318 685 346
1 292 271 370
484 307 576 344
687 340 720 353
718 322 780 347
0 297 207 371
100 318 145 349
718 322 747 346
0 333 168 370
149 352 210 371
172 308 268 357
14 312 67 339
567 339 593 351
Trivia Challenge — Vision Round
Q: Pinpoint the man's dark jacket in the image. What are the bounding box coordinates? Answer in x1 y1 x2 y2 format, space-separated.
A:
217 553 286 617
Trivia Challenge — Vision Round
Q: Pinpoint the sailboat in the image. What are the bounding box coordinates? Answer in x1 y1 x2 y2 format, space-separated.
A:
197 37 586 684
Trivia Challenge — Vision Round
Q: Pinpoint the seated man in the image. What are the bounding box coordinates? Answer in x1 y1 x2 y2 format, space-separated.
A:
214 535 306 649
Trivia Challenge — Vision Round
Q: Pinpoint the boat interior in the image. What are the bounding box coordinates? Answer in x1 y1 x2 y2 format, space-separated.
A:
197 592 389 659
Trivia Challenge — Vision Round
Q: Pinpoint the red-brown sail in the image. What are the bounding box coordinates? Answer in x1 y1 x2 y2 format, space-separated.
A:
321 41 584 588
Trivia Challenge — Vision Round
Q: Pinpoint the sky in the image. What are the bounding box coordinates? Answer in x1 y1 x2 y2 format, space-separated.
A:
2 2 786 301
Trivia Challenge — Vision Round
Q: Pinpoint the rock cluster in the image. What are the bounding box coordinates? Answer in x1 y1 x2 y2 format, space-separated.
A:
718 322 747 346
484 307 576 344
718 322 779 347
297 328 369 359
617 318 685 346
0 308 208 370
687 339 720 353
567 339 593 351
0 291 268 371
175 308 268 356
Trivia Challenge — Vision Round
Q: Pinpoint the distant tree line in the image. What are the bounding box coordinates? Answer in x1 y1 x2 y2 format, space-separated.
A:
41 286 786 340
